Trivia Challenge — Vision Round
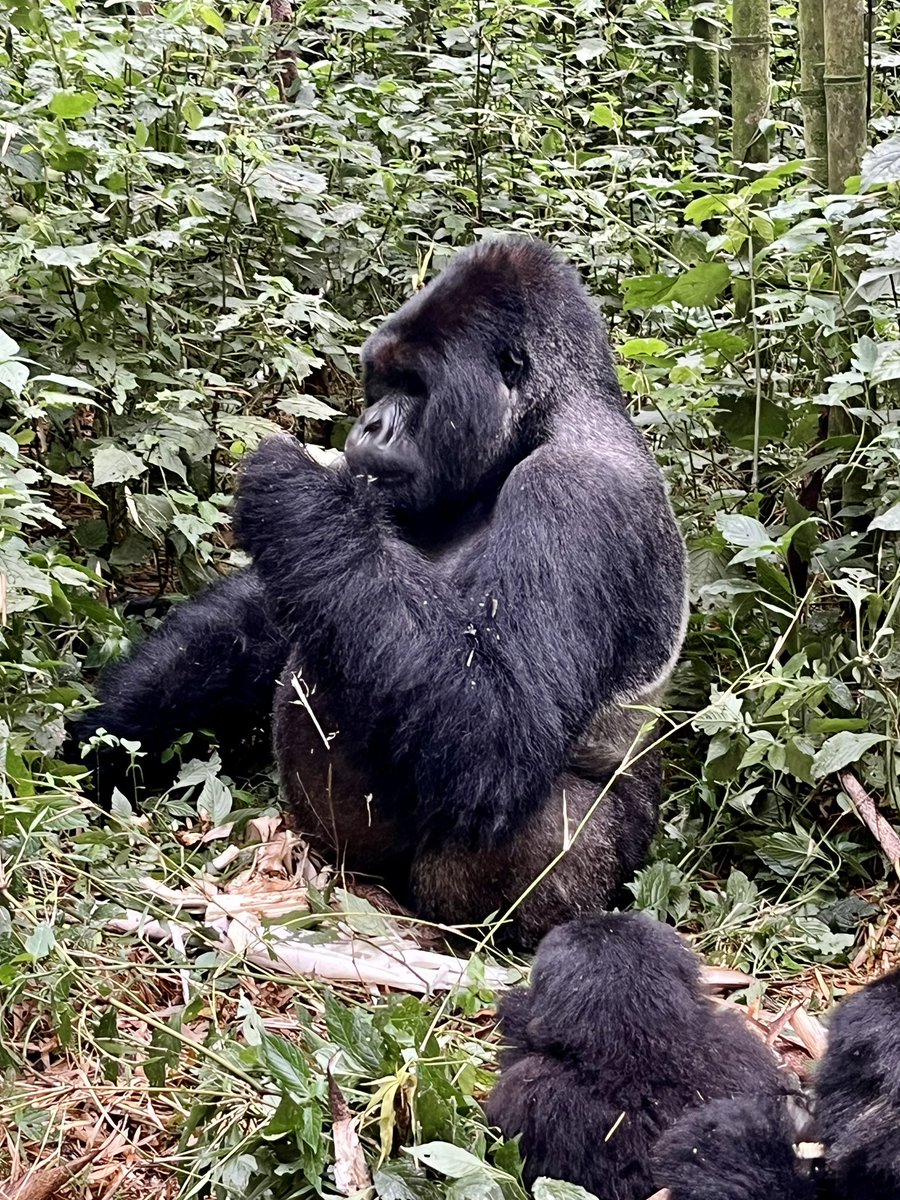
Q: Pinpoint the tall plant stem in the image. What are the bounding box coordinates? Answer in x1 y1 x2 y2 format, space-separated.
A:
731 0 771 168
691 4 720 136
799 0 828 185
823 0 867 190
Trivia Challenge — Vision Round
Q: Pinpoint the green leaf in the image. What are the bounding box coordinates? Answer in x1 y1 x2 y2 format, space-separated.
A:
260 1031 312 1098
373 1166 442 1200
589 103 618 129
622 264 729 311
405 1143 486 1179
48 90 97 119
716 513 771 548
869 502 900 532
199 4 225 32
619 338 668 359
621 273 675 312
35 244 102 268
668 262 730 307
811 732 886 780
534 1179 600 1200
861 135 900 189
684 194 730 223
0 359 29 396
92 445 146 487
26 921 56 959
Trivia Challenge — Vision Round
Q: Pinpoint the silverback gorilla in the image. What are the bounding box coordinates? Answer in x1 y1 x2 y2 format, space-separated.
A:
78 237 687 947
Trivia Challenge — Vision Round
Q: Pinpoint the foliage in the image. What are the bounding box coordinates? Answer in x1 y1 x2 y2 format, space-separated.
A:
1 0 900 1194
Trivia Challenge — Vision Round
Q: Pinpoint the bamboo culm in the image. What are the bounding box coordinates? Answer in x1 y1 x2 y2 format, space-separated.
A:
731 0 771 168
799 0 828 185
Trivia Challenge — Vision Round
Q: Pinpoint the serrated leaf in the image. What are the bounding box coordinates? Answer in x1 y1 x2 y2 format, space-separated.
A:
48 90 97 118
716 513 771 548
261 1031 312 1098
36 243 102 268
92 445 146 486
669 262 730 307
0 360 29 396
861 135 900 189
811 731 886 780
869 501 900 532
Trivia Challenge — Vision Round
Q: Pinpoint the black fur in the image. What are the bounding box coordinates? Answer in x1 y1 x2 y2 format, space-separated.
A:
73 572 286 797
77 237 687 945
814 968 900 1200
653 1095 819 1200
485 913 793 1199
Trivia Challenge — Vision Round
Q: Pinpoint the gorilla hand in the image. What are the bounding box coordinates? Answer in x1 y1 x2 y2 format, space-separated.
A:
234 435 333 559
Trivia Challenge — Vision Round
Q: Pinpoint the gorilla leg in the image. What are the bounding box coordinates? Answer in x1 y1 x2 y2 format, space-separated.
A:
74 570 286 802
411 758 660 949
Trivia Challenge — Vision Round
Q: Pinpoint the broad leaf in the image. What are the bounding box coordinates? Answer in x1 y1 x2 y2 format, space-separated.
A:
48 90 97 118
534 1180 600 1200
36 243 102 268
869 502 900 532
861 135 900 189
92 445 146 487
811 732 886 780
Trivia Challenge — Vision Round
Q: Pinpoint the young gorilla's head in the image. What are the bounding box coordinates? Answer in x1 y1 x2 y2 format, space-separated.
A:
515 912 704 1057
344 236 614 515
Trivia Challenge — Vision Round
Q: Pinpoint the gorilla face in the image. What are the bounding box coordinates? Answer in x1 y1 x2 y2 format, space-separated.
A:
343 237 601 516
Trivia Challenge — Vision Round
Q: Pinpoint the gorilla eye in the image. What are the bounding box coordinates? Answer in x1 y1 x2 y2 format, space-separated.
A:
499 347 526 388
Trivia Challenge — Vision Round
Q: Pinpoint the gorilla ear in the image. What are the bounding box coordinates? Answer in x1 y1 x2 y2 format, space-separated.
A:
499 347 527 388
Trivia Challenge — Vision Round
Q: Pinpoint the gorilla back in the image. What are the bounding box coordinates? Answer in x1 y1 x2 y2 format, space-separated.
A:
82 237 687 948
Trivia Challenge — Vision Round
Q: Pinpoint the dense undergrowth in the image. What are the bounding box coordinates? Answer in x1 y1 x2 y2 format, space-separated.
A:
2 0 900 1195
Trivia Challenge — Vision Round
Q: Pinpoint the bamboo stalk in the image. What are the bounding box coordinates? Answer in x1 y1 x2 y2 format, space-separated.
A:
823 0 867 190
691 10 720 106
799 0 828 185
731 0 771 167
691 10 720 140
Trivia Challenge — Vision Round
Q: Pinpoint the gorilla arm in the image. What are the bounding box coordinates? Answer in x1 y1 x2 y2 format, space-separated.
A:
74 570 287 775
233 434 685 849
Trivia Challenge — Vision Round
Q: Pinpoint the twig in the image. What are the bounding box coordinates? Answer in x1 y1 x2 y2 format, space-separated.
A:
327 1056 373 1196
838 769 900 875
1 1141 109 1200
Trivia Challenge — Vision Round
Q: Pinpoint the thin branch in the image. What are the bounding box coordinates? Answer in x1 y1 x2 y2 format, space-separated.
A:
839 769 900 874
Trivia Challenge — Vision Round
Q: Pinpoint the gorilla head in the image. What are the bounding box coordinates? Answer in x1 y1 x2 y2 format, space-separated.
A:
522 911 703 1055
345 237 615 515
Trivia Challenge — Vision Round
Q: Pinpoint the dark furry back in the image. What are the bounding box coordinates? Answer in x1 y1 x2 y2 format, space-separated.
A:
814 968 900 1200
485 913 791 1200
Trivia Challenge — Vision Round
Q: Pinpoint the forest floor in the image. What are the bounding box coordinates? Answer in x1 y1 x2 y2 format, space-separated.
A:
2 804 898 1200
